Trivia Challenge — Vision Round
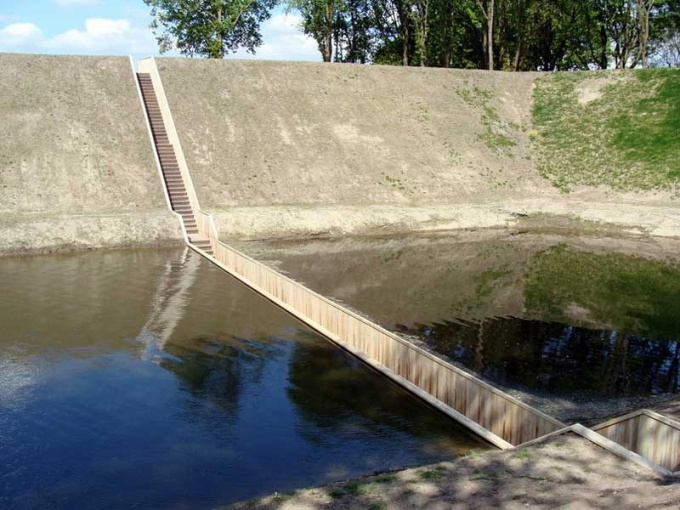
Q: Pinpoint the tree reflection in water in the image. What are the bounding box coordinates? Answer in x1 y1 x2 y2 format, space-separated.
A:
286 332 487 456
413 317 680 396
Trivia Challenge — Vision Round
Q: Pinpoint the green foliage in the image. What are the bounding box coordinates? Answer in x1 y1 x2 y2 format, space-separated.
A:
144 0 277 58
524 244 680 339
288 0 378 62
456 85 519 154
345 481 372 495
533 68 680 191
419 468 445 480
144 0 680 68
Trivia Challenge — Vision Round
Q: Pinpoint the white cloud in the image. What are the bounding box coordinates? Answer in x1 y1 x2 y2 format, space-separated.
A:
46 18 156 54
0 17 156 57
0 11 319 61
229 13 320 62
53 0 100 6
0 23 43 48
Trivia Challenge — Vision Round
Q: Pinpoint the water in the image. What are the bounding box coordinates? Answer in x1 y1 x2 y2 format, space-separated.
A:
0 248 487 510
248 233 680 398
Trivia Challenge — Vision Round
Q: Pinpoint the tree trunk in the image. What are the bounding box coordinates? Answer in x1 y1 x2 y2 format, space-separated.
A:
638 0 652 68
396 1 411 66
322 3 334 62
216 5 224 59
323 32 333 62
488 0 494 70
477 0 495 70
513 37 522 71
599 25 609 69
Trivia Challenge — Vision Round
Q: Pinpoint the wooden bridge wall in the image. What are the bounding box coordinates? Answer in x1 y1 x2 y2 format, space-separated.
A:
593 410 680 473
209 240 564 447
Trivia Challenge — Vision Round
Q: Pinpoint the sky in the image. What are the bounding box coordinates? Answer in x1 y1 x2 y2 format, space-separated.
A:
0 0 321 62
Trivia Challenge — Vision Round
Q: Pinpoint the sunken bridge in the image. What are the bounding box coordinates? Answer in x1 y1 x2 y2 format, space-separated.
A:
135 58 680 476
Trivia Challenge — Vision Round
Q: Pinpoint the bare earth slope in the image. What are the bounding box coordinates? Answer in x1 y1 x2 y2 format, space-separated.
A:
158 59 539 207
0 53 179 254
158 59 679 241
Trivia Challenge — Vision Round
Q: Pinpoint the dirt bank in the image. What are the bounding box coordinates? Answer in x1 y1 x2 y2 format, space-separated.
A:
225 433 679 509
211 198 680 241
0 53 180 255
2 55 677 254
155 59 677 242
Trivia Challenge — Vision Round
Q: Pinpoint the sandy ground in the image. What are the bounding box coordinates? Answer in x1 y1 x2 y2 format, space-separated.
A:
224 434 679 509
209 199 680 242
0 53 178 256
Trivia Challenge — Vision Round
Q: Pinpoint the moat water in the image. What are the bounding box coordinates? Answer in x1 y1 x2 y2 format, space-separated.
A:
248 232 680 398
3 232 680 508
0 247 487 510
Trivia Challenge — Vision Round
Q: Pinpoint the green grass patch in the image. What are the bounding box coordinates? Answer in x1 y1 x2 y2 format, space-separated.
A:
329 488 346 499
373 474 397 484
345 481 373 496
515 449 532 460
419 469 445 481
457 85 518 155
464 449 485 459
533 68 680 191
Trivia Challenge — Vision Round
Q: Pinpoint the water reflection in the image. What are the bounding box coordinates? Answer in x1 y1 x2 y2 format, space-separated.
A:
0 248 488 510
248 234 680 398
287 334 482 456
139 247 200 360
413 317 680 396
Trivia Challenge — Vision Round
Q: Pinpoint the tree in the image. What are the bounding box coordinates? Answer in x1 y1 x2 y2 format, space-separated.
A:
648 0 680 66
287 0 346 62
637 0 656 67
475 0 496 69
409 0 431 66
144 0 277 58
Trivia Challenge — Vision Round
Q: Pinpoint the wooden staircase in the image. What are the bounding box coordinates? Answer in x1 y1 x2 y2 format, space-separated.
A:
137 73 213 255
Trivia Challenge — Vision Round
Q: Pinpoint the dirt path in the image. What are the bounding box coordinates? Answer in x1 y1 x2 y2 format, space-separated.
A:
225 434 679 509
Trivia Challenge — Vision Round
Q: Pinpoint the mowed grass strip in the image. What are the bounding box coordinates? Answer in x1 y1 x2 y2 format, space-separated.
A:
533 68 680 192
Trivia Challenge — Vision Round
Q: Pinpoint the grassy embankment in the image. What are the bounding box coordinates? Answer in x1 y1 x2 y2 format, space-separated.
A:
533 68 680 192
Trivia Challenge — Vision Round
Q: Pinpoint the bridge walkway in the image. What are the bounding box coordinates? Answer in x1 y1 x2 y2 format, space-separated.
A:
134 58 678 476
137 72 212 255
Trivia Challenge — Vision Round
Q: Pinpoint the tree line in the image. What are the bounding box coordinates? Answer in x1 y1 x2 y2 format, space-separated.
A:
144 0 680 69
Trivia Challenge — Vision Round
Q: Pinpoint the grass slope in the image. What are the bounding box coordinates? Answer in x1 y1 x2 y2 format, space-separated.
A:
533 68 680 192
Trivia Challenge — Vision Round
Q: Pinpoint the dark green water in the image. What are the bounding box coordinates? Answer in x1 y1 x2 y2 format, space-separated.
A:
0 248 487 510
250 233 680 398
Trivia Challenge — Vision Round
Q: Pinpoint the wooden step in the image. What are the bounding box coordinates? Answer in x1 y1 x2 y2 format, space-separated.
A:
140 73 211 255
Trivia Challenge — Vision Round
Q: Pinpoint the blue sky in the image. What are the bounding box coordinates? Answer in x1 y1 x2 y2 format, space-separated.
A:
0 0 320 62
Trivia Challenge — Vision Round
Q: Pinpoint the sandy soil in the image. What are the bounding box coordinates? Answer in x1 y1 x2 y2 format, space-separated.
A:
209 199 680 242
2 56 678 254
225 434 679 509
0 53 179 256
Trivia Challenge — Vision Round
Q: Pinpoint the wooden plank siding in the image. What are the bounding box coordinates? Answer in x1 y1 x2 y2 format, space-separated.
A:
593 410 680 473
208 240 564 447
